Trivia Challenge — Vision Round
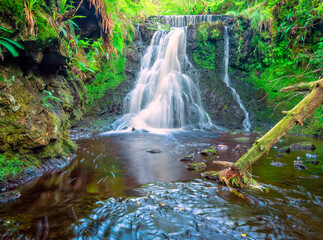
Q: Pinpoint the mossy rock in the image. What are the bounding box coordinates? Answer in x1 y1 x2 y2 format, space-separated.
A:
186 162 206 171
201 171 219 180
235 137 249 142
200 146 216 156
180 154 195 162
290 142 316 151
278 146 291 153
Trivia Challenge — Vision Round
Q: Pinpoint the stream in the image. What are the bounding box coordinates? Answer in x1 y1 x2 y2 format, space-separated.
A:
0 131 322 239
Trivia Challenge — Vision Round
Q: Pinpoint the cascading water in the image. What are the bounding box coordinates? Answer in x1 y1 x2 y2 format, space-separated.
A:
112 17 215 132
223 27 251 131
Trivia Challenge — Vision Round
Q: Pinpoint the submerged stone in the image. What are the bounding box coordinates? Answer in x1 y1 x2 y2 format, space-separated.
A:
290 142 316 151
310 160 320 166
306 153 319 159
293 161 308 170
146 149 162 154
186 162 206 170
180 155 195 162
0 190 21 204
235 137 249 142
217 144 228 150
270 162 286 167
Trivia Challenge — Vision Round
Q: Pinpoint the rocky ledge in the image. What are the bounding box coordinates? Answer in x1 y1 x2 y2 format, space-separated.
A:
0 154 76 204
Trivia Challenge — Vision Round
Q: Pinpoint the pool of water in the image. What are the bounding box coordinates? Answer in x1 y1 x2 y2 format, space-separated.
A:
0 131 322 239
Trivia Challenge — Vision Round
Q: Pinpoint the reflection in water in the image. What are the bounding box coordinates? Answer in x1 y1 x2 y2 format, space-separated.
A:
0 131 322 239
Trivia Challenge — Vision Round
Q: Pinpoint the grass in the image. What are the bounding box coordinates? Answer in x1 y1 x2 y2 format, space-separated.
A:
0 154 23 181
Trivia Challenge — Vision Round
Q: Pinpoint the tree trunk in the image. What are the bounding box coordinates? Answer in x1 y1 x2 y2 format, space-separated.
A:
217 78 323 183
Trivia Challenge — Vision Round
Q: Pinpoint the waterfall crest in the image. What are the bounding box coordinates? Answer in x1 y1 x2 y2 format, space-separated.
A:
223 27 251 131
112 27 214 132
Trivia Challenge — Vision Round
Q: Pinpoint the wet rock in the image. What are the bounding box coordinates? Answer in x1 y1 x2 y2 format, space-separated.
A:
201 171 219 180
297 156 302 160
180 154 195 162
233 144 243 153
293 161 308 170
310 160 320 166
217 144 228 150
186 162 206 170
213 161 234 167
146 149 161 154
276 154 284 158
306 153 319 159
235 137 249 142
0 190 21 204
278 146 290 153
200 146 216 156
270 162 286 167
290 142 316 151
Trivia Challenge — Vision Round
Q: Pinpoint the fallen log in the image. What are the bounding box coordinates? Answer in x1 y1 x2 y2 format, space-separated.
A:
207 78 323 188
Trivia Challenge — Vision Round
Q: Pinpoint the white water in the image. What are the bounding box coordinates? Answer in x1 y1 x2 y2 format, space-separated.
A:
112 26 214 132
223 27 251 131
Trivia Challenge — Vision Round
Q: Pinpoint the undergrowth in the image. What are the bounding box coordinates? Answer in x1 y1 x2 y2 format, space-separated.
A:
0 154 23 181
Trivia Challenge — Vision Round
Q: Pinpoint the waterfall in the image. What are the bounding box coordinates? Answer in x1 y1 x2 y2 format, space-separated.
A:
112 24 214 132
223 27 251 131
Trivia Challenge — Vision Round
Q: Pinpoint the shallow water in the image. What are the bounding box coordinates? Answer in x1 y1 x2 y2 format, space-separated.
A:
0 131 322 239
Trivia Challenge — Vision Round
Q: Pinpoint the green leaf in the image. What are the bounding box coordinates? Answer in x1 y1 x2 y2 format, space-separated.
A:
0 26 12 33
0 37 24 50
0 39 19 57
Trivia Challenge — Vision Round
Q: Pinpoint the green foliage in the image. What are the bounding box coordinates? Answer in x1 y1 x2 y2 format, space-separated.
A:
0 27 24 60
86 52 126 106
43 90 61 109
193 22 215 69
0 154 23 181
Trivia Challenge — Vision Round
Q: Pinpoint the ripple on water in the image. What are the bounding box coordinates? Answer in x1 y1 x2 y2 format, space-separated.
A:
72 180 323 240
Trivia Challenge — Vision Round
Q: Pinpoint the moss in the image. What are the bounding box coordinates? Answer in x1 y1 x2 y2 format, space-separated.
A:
200 146 217 156
186 162 207 171
235 137 249 142
192 22 215 70
0 0 24 21
0 154 23 181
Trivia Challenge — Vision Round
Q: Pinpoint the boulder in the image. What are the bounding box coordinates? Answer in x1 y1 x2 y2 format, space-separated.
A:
293 161 308 170
278 146 291 153
290 142 316 151
180 155 195 162
186 162 206 170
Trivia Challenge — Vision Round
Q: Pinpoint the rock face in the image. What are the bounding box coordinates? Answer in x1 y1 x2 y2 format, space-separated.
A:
185 20 266 130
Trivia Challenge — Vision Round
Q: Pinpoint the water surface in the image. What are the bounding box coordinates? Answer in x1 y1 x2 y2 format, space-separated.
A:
0 131 322 239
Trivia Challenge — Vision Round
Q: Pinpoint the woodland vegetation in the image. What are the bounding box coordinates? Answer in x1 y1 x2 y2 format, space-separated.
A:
0 0 322 182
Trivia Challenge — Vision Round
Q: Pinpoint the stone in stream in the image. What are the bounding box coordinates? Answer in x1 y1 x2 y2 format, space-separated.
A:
278 146 291 153
290 142 316 151
276 154 284 158
217 144 228 150
179 154 195 162
186 162 206 170
146 149 161 153
0 190 21 204
293 161 308 170
201 171 219 181
235 137 249 142
306 153 319 159
200 146 216 156
270 162 286 167
233 144 243 153
310 160 320 166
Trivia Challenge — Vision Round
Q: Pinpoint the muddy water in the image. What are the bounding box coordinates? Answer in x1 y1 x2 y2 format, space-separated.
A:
0 131 322 239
